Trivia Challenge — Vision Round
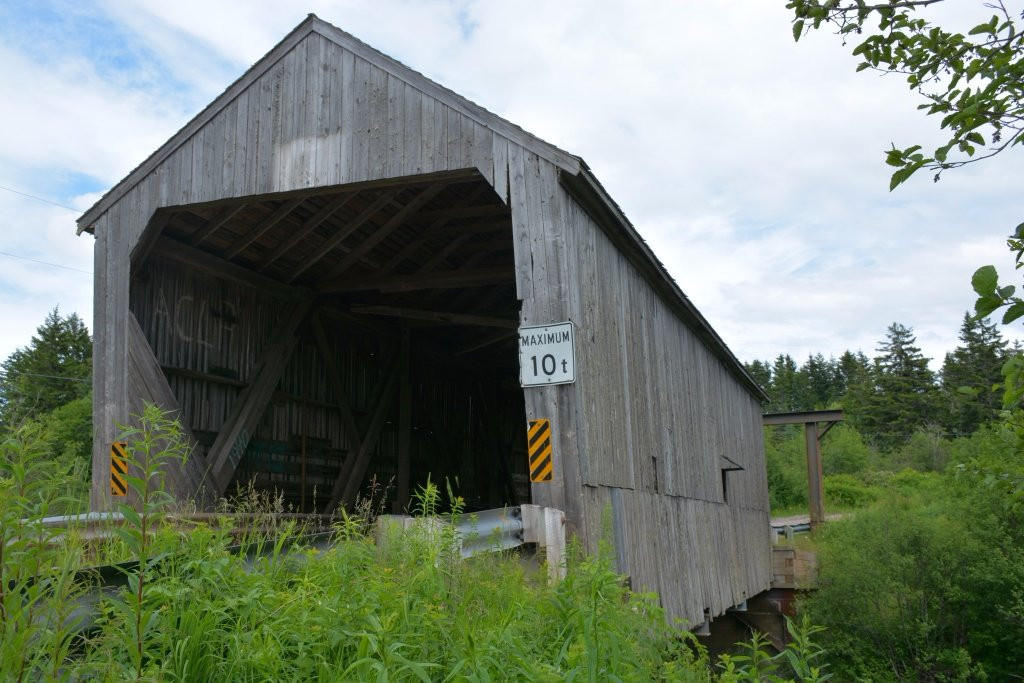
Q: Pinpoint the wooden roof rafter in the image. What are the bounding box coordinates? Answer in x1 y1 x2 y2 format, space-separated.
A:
285 188 401 283
257 191 359 272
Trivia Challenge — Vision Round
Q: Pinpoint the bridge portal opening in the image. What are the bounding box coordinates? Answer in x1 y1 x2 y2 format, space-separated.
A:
128 170 529 513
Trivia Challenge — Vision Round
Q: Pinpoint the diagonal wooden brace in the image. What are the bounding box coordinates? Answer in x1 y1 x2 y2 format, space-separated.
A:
206 297 315 495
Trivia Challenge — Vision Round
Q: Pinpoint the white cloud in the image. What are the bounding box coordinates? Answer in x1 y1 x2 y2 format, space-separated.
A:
1 0 1022 371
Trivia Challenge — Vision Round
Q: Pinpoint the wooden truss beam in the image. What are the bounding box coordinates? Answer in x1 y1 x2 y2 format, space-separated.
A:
318 265 513 294
287 189 399 283
377 186 489 276
415 233 473 274
258 192 357 271
761 410 844 426
310 314 366 474
189 204 246 247
150 236 308 300
414 204 509 222
206 298 316 494
350 305 517 329
224 197 305 260
454 328 517 356
127 313 216 509
328 354 402 510
321 183 446 281
130 211 173 269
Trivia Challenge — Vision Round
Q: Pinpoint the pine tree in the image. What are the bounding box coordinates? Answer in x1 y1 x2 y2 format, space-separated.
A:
0 308 92 430
941 313 1007 436
744 359 772 394
835 350 870 398
802 353 837 408
857 323 940 450
768 354 807 412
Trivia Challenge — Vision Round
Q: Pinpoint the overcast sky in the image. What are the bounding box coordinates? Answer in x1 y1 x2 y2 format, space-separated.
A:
1 0 1021 372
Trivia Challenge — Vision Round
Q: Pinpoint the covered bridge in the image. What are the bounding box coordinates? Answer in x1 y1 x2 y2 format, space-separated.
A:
77 15 771 626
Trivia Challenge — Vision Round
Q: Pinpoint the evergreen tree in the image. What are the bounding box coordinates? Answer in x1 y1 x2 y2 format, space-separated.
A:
857 323 940 450
835 350 870 398
744 359 772 394
768 354 807 413
0 308 92 430
941 312 1007 436
802 353 837 408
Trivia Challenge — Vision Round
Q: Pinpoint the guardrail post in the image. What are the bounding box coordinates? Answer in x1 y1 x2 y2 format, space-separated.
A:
521 504 566 582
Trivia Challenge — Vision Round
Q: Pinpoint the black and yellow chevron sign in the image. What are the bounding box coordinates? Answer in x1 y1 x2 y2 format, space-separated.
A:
527 419 553 483
110 442 128 497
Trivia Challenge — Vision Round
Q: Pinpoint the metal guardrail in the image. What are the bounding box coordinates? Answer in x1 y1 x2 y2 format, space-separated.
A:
378 504 566 581
15 504 567 640
456 506 525 558
34 511 336 534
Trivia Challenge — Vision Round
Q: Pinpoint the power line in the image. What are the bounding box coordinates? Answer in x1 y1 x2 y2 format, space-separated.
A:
0 371 91 383
0 249 92 275
0 184 80 212
0 185 92 275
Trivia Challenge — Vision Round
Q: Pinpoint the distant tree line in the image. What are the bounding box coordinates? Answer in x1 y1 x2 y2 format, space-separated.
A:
746 314 1012 450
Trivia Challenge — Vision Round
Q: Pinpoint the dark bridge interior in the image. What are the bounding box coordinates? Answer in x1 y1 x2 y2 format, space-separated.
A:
129 169 529 512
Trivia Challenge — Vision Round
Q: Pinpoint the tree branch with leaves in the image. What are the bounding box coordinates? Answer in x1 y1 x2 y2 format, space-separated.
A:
788 0 1024 189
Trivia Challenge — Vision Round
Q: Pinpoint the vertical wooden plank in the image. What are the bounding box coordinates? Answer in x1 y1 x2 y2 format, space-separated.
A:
219 98 237 198
446 106 461 170
232 89 250 198
403 84 422 176
109 203 131 508
507 143 531 302
459 111 475 170
472 121 492 184
307 34 326 188
522 152 549 322
386 73 402 178
255 62 277 195
491 135 509 204
316 37 336 185
540 166 584 535
420 95 435 173
188 126 204 203
368 64 388 180
434 98 448 170
176 140 193 205
90 221 110 510
204 107 225 202
338 47 356 183
275 45 299 190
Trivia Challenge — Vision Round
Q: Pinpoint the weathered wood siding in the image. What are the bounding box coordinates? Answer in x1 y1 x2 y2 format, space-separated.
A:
85 15 768 628
509 168 770 625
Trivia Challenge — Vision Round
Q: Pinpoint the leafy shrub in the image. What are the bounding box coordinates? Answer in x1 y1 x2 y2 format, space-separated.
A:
765 428 808 511
800 496 1024 680
895 426 951 472
822 473 880 508
820 424 874 476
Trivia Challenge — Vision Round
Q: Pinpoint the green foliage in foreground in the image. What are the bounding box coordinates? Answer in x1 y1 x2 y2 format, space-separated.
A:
2 405 830 682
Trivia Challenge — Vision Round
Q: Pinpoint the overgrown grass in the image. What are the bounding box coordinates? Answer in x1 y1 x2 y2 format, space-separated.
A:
3 405 830 681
